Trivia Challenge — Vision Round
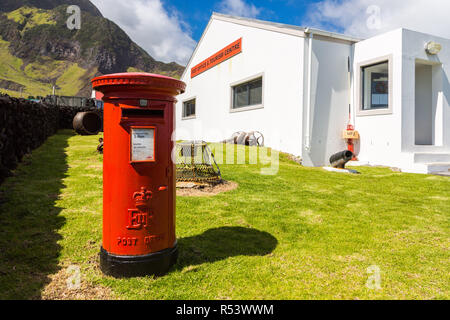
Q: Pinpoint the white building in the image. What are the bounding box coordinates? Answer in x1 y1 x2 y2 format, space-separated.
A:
176 13 450 174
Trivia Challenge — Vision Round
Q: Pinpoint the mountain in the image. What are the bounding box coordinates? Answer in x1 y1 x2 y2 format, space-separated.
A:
0 0 103 16
0 0 185 98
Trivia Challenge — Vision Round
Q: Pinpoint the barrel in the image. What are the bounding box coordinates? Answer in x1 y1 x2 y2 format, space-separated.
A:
73 111 102 135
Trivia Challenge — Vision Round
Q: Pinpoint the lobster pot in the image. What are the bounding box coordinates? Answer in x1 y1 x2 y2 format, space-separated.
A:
176 141 222 184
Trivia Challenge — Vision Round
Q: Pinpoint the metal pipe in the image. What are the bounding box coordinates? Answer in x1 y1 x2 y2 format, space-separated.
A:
330 150 354 169
73 111 102 135
304 29 313 152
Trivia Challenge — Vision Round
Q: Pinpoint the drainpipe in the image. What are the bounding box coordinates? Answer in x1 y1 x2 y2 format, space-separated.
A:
304 28 313 152
348 53 355 128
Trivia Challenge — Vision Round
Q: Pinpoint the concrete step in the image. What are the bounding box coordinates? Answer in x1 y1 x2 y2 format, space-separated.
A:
425 163 450 173
403 162 450 174
434 172 450 177
414 153 450 163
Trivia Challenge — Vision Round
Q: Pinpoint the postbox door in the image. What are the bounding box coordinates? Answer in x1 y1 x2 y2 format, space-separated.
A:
130 123 171 254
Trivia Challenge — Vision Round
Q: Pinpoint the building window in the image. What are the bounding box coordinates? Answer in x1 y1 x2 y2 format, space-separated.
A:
362 61 389 110
232 77 263 109
183 99 196 118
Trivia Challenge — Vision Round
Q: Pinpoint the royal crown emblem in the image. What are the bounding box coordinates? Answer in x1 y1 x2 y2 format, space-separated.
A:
127 187 153 230
133 187 152 211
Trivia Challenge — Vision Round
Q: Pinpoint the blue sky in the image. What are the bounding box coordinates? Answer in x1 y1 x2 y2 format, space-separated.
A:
166 0 332 42
91 0 450 65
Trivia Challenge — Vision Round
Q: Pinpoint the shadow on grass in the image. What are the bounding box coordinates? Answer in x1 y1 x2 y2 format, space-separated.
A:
0 130 73 299
175 227 278 270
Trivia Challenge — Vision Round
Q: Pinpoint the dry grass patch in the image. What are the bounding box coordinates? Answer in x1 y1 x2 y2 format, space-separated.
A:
41 266 114 300
177 181 238 197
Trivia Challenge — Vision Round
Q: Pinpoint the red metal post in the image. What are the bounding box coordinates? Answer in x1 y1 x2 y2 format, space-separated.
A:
346 124 358 161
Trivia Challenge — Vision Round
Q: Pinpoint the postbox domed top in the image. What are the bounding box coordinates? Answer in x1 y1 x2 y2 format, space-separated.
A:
91 72 186 97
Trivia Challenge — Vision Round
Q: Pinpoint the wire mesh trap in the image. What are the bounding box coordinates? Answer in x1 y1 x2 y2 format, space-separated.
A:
176 141 222 185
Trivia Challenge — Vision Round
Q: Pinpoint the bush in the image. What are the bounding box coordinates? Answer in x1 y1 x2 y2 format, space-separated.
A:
0 93 102 184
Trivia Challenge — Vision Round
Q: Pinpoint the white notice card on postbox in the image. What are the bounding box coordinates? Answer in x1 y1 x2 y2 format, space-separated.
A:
131 128 155 162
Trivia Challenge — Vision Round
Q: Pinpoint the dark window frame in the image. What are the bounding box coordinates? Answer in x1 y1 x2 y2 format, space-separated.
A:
361 61 389 110
232 77 263 110
182 98 196 119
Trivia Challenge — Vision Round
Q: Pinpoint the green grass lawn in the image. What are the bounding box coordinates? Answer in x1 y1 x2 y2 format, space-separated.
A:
0 130 449 300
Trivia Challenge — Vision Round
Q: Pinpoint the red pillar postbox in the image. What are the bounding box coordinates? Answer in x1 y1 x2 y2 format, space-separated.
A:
91 73 186 277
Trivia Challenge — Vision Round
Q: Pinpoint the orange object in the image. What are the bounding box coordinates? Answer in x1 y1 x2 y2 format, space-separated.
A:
91 73 185 277
191 38 242 78
342 130 360 140
344 124 359 161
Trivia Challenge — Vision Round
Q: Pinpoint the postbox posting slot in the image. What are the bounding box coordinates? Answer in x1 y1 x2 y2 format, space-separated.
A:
130 126 156 163
122 108 164 119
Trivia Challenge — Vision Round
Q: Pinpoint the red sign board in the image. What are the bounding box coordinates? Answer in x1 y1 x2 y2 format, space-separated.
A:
191 38 242 78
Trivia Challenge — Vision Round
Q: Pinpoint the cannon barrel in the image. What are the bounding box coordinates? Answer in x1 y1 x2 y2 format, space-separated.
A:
329 150 354 169
73 111 102 135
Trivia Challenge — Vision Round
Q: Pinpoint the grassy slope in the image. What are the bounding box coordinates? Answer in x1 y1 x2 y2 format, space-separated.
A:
0 131 448 299
0 7 91 97
0 36 88 98
126 67 181 80
7 7 56 34
0 6 184 98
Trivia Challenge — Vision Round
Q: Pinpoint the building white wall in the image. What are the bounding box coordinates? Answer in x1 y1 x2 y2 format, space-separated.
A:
301 37 353 167
176 18 450 173
353 28 450 171
401 29 450 153
353 29 407 168
176 18 305 156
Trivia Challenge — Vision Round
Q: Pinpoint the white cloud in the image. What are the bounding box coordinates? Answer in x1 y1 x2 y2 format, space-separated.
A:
90 0 196 65
305 0 450 39
218 0 261 18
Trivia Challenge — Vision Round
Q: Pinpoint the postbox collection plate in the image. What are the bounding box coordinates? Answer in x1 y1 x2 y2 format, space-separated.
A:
130 126 156 163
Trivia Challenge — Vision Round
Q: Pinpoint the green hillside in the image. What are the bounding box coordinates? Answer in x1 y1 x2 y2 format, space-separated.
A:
0 2 184 98
0 34 96 98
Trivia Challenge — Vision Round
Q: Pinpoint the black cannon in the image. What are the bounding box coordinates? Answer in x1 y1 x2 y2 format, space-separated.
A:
329 150 354 169
73 111 102 135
